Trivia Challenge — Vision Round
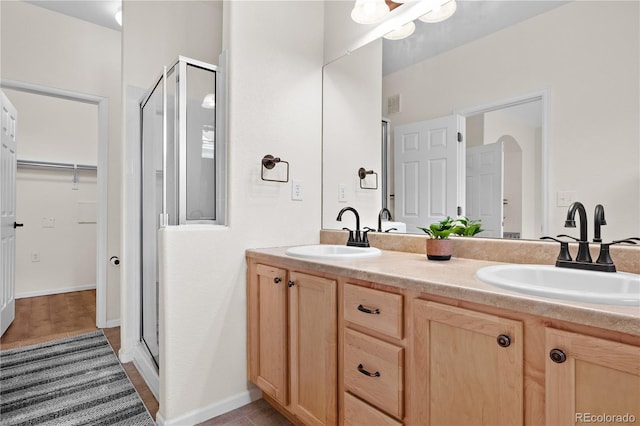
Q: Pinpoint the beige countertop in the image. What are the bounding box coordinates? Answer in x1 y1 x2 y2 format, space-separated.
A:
246 246 640 337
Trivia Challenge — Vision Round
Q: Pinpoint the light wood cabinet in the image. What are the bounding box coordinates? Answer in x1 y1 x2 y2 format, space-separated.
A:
247 263 337 425
412 299 524 426
343 328 404 418
545 328 640 426
289 271 337 426
247 253 639 426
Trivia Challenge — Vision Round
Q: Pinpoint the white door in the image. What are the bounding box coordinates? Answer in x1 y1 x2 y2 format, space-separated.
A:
1 90 18 337
466 142 504 238
394 115 462 233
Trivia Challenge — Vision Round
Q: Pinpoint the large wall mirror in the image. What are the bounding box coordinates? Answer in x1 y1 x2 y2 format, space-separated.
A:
322 0 639 242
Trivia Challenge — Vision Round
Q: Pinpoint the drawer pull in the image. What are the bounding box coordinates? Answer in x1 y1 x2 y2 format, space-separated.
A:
357 363 380 378
357 304 380 315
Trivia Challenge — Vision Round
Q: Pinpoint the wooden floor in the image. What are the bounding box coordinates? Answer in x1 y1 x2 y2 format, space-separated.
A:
0 290 290 425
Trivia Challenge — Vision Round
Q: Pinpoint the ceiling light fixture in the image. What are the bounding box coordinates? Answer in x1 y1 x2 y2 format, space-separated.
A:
419 0 457 23
201 93 216 109
383 21 415 40
114 7 122 26
351 0 390 25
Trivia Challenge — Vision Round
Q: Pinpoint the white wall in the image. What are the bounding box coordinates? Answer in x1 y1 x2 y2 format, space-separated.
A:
150 2 325 424
382 1 640 240
120 0 224 421
323 40 382 231
0 1 122 320
5 90 98 297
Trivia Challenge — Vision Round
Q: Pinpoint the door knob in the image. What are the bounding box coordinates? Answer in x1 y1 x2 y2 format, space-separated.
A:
13 222 24 229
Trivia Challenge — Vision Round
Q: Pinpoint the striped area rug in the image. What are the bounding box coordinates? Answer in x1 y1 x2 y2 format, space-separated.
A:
0 330 155 425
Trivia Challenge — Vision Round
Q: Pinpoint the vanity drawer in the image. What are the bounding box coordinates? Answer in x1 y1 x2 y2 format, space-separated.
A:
344 392 402 426
344 328 404 419
344 283 403 339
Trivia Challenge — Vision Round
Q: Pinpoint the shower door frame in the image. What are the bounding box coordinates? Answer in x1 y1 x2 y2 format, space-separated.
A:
139 56 222 372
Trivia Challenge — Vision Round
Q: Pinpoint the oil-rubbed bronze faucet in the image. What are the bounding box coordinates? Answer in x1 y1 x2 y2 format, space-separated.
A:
377 208 392 232
337 207 370 247
543 202 638 272
564 201 592 263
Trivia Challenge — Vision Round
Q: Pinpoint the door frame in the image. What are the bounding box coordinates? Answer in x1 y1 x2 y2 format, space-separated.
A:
455 89 549 237
0 79 109 328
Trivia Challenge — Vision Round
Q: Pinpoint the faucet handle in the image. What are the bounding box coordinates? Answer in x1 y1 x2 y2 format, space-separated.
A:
611 238 639 245
556 234 580 242
342 227 355 244
541 236 572 261
361 228 372 247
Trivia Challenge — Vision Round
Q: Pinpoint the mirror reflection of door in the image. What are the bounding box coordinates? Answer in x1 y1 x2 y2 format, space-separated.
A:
465 99 542 239
394 114 462 232
391 99 541 237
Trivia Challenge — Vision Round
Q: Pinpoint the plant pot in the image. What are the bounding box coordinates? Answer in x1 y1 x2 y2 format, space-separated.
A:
426 239 452 261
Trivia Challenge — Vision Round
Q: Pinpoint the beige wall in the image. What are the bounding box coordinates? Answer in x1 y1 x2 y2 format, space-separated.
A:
0 1 122 321
382 1 640 241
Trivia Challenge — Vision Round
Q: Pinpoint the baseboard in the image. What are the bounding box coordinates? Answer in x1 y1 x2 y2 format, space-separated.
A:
132 344 160 401
105 318 121 328
16 284 96 299
156 387 262 426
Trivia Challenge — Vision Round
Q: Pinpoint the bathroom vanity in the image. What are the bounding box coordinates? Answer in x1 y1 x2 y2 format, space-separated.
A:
246 245 640 426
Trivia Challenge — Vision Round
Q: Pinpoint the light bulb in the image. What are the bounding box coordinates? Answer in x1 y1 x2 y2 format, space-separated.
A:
201 93 215 109
419 0 457 23
351 0 390 25
383 21 416 40
114 8 122 26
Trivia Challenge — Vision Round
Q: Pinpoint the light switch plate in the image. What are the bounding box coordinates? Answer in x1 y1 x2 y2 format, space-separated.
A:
556 191 576 207
338 184 347 202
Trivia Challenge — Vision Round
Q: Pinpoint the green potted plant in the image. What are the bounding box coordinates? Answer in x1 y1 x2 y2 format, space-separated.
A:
418 216 483 260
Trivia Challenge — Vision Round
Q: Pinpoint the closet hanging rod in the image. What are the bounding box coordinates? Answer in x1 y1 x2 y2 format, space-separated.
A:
17 159 97 171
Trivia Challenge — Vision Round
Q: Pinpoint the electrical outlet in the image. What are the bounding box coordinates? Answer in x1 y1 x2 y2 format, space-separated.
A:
338 184 347 202
42 217 55 228
292 180 303 201
31 252 40 262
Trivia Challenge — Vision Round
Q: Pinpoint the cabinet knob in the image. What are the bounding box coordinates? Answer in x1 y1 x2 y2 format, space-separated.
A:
357 363 380 378
288 280 295 288
496 334 511 348
549 348 567 363
273 277 282 284
357 304 380 315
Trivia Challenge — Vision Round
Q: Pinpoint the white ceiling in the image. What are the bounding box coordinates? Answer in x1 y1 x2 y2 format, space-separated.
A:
383 1 569 75
24 0 122 32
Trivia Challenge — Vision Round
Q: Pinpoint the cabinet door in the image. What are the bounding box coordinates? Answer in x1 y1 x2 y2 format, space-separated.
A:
546 328 640 426
289 271 337 426
412 300 524 425
248 263 289 405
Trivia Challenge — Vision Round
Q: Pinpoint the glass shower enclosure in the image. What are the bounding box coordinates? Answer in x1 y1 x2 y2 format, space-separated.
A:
139 56 225 370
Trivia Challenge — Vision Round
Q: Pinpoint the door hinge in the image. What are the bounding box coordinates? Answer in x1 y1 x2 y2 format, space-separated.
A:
159 213 169 227
457 206 462 216
457 132 463 142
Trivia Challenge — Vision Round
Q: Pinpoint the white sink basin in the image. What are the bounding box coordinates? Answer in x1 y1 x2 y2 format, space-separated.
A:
476 264 640 306
285 244 381 260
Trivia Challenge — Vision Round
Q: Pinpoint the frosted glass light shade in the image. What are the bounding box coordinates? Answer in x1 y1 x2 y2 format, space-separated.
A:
383 21 416 40
201 93 215 109
419 0 457 23
115 8 122 26
351 0 390 25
